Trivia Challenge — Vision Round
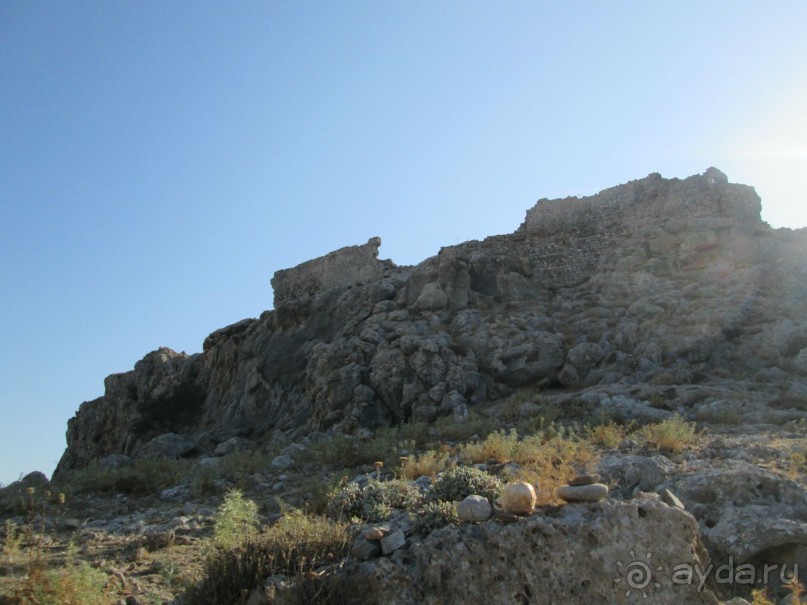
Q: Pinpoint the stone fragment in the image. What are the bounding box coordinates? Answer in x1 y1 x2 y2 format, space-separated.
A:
568 473 600 486
557 483 609 502
380 530 406 555
138 433 197 460
457 495 492 522
351 538 381 560
500 482 536 515
659 488 685 509
270 454 294 470
214 436 247 456
362 526 386 541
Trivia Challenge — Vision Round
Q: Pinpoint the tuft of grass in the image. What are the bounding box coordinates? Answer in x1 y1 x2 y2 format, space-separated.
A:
586 421 626 449
213 489 260 550
458 428 597 506
636 414 697 454
398 450 453 480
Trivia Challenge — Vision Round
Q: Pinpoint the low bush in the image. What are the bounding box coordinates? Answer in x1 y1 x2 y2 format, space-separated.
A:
637 415 697 454
325 478 422 521
413 500 459 535
586 421 626 449
184 510 349 605
430 466 501 503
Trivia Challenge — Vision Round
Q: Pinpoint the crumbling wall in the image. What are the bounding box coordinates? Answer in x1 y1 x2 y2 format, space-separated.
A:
518 168 763 288
271 237 390 306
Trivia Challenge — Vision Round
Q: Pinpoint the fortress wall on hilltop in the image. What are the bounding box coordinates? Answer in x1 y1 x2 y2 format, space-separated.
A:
271 237 388 306
518 169 763 288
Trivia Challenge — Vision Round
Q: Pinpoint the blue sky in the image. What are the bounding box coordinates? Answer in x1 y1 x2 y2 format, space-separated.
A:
1 1 806 485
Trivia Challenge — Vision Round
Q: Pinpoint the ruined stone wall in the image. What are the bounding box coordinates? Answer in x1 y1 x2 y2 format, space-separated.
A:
517 168 764 288
271 237 389 306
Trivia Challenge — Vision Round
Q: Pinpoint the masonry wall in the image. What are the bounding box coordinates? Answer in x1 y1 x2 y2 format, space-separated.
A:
517 168 763 288
271 237 387 306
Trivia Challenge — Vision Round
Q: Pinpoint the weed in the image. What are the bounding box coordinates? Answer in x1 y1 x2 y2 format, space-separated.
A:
213 489 260 550
398 450 452 480
586 421 626 449
636 414 698 454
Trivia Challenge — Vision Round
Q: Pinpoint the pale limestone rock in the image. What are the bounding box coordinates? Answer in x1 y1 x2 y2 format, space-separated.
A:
457 495 492 522
500 482 536 515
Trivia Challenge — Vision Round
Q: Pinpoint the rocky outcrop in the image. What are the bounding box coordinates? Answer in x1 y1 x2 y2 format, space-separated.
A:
346 498 718 605
54 169 807 476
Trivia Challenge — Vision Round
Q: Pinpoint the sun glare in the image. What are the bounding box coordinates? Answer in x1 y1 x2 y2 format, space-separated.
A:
718 81 807 229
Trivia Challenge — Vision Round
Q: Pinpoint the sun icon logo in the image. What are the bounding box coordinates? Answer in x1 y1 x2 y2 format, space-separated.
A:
614 550 664 599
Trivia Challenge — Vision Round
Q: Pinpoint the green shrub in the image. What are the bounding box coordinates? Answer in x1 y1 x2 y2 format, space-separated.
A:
213 489 260 549
325 478 422 521
430 466 501 503
413 500 459 535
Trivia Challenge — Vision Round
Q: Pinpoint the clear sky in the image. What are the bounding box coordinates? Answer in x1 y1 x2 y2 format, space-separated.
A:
1 1 806 486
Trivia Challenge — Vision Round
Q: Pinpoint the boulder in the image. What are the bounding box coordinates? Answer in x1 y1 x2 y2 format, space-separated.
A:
346 498 718 604
138 433 197 460
500 482 536 515
457 495 492 522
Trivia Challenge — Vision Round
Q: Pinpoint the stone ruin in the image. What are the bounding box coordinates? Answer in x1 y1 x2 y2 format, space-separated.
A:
270 236 395 307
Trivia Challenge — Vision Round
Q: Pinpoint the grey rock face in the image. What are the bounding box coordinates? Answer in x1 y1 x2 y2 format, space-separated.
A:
54 169 807 475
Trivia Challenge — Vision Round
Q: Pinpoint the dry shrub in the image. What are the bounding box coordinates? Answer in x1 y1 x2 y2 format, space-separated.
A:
586 421 626 449
637 415 697 454
398 450 452 480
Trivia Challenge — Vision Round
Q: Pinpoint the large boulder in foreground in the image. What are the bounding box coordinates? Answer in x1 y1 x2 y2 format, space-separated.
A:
348 498 717 605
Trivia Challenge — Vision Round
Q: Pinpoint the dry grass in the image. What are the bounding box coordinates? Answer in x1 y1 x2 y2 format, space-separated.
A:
636 415 698 454
458 429 597 506
586 421 626 449
398 450 453 480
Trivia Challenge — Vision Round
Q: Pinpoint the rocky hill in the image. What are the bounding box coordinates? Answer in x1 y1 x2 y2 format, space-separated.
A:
4 168 807 605
55 168 807 474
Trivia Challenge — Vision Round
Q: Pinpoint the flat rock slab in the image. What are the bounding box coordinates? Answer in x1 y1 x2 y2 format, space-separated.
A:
556 483 609 502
